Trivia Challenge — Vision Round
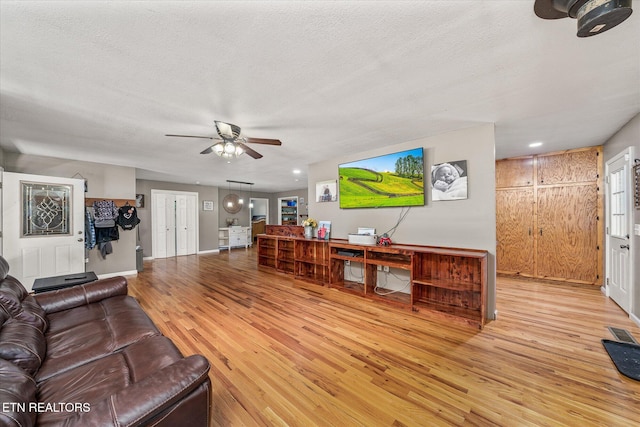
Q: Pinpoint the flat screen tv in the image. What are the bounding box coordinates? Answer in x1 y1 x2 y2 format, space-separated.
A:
338 147 424 209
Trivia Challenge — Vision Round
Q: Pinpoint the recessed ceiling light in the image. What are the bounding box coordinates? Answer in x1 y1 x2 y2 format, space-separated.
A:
293 169 301 174
529 142 543 148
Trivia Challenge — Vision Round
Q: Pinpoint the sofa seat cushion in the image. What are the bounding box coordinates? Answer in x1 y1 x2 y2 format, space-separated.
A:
35 336 183 427
45 295 143 334
36 305 161 381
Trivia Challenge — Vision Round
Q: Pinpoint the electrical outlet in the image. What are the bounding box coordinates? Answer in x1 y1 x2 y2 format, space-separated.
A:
383 265 389 272
377 265 382 271
345 260 350 266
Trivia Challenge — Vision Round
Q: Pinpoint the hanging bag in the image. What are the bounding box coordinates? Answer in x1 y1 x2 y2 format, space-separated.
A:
117 204 140 230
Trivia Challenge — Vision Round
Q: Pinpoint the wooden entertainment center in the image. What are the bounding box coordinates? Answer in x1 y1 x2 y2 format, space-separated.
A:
257 226 488 329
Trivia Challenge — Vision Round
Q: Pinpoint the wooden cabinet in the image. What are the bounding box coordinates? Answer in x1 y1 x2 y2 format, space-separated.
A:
537 184 599 282
219 226 251 250
329 241 488 328
496 188 535 275
412 248 487 328
257 235 277 268
496 146 603 284
495 157 534 188
259 234 488 328
257 235 328 284
294 239 329 284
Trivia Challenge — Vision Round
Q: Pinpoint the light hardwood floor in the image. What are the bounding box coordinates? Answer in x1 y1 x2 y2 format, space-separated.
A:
126 248 640 427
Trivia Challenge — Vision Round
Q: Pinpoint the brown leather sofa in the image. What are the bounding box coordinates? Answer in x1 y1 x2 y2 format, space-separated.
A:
0 256 211 426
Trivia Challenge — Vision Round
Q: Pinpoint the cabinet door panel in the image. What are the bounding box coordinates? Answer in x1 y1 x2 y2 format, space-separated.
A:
496 157 534 188
537 185 598 283
496 189 534 275
537 149 599 185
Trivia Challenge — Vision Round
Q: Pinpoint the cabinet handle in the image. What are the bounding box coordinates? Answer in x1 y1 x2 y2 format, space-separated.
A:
620 244 630 250
539 228 543 236
528 228 531 236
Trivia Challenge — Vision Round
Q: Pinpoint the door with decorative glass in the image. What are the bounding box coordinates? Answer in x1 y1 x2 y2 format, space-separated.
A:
1 172 86 291
606 148 634 313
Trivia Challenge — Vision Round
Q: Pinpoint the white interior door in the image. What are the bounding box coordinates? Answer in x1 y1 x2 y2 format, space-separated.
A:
606 148 634 313
165 194 176 258
173 194 197 256
2 172 85 291
176 195 188 256
152 190 197 258
152 192 176 258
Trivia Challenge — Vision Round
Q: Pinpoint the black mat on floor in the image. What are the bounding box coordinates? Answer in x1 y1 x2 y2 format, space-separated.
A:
602 339 640 381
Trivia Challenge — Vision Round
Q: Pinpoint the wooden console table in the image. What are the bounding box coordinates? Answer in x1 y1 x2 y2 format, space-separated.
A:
329 241 487 329
257 234 488 329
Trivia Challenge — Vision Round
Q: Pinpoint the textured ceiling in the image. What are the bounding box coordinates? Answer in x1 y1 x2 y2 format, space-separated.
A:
1 1 638 192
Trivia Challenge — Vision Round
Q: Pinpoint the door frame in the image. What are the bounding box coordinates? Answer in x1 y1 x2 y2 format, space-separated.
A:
604 146 635 315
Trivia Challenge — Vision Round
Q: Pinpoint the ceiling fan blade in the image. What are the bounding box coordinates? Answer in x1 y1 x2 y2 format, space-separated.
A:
237 142 263 159
165 134 214 139
200 146 213 155
245 137 282 146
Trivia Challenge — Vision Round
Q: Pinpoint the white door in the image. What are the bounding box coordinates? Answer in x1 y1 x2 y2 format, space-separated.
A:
152 190 197 258
152 192 176 259
2 172 85 291
606 148 634 313
175 194 197 256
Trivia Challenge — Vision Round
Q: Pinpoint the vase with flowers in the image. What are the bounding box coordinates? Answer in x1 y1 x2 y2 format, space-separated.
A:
302 217 318 239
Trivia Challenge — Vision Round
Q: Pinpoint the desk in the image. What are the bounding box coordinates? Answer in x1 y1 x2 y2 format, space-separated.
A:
32 272 98 294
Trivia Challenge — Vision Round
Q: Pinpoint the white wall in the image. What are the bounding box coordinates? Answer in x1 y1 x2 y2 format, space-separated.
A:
308 124 497 317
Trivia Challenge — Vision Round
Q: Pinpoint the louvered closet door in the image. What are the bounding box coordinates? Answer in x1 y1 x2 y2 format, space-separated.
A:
536 184 599 283
496 188 535 276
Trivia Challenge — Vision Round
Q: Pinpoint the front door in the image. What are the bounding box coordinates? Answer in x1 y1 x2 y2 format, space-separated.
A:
606 148 634 313
2 172 85 291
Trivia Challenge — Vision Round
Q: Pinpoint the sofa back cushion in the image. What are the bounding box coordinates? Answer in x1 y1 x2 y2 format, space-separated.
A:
0 276 49 333
0 319 46 376
0 358 37 427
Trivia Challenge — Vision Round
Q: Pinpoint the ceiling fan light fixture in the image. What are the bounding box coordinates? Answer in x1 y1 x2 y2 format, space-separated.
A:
212 142 224 155
224 142 236 154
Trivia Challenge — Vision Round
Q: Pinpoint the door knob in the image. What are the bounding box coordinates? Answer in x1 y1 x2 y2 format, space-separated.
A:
620 244 630 250
77 238 84 242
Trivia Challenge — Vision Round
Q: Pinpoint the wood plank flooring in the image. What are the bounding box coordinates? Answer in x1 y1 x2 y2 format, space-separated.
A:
126 248 640 426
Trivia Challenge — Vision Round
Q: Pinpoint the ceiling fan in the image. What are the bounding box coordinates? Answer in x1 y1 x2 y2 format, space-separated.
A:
534 0 633 37
166 120 282 159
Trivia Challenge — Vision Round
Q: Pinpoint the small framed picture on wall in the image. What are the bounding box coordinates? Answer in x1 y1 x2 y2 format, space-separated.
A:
316 180 337 203
203 200 214 211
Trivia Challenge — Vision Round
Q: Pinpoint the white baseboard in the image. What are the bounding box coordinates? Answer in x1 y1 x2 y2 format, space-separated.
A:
198 249 220 255
96 270 138 280
631 312 640 328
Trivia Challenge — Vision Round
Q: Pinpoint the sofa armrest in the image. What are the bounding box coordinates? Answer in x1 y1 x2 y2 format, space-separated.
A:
34 276 128 314
72 355 211 427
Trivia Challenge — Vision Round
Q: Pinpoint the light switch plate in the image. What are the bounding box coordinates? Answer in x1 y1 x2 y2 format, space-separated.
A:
635 224 640 236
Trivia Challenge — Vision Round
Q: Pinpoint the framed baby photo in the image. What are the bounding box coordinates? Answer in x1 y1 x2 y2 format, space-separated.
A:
431 160 468 201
